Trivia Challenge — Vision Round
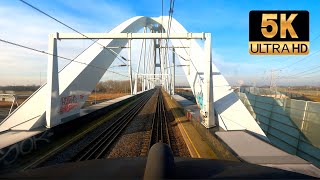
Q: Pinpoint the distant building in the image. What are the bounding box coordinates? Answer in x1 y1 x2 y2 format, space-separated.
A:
0 91 16 102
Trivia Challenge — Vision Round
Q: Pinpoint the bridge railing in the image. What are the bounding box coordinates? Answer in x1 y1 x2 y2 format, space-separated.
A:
236 90 320 167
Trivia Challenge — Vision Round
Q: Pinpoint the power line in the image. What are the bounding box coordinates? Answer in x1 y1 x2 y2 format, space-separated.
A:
168 0 175 31
273 34 320 71
275 49 320 70
311 33 320 42
0 38 71 61
165 0 175 66
161 0 164 33
19 0 128 66
269 69 281 91
0 38 129 78
19 0 145 77
288 69 320 78
105 70 129 77
159 0 175 84
281 64 320 79
162 2 201 75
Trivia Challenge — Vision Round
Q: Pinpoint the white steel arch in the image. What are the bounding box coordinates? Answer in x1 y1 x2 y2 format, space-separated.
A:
0 16 268 141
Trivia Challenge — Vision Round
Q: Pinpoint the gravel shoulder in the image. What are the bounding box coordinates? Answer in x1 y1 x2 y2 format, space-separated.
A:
107 90 158 158
108 89 191 158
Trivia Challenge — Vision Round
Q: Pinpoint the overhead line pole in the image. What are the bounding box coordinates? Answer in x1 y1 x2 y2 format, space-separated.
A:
143 27 147 91
171 47 175 95
128 38 133 95
46 33 60 128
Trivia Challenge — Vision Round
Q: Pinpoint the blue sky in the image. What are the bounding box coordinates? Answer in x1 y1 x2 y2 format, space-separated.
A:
0 0 319 86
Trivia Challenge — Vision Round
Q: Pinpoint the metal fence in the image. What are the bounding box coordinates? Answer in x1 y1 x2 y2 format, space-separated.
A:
237 89 320 167
238 87 305 99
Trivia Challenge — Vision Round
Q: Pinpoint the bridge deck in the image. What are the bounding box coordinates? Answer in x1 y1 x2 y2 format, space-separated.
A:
172 94 320 178
0 128 46 149
216 131 306 164
165 93 217 159
0 92 142 149
80 94 138 116
216 131 320 177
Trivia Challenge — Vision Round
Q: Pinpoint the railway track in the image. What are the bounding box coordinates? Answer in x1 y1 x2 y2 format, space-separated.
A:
140 89 172 156
71 90 154 161
149 90 171 148
4 88 189 174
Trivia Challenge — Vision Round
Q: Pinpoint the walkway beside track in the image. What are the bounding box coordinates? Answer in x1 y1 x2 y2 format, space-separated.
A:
163 92 219 159
170 93 320 178
0 91 147 150
216 131 320 178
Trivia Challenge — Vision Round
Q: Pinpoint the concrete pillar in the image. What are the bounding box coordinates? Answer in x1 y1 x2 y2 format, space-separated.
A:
134 73 138 94
128 39 133 95
46 33 60 128
203 33 215 128
171 48 175 95
153 37 157 88
166 44 170 93
160 42 165 88
143 27 147 91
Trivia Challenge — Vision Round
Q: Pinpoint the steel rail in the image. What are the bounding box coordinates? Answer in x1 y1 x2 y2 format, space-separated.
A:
161 92 171 147
73 90 154 161
148 89 171 151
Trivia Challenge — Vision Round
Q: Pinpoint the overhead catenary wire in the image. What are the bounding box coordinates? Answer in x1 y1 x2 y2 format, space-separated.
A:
273 33 320 71
250 34 320 84
19 0 129 66
0 38 129 78
164 0 175 74
283 69 320 79
159 0 174 79
266 42 320 83
19 0 153 84
280 64 320 79
19 0 203 88
135 34 146 79
164 2 203 75
161 0 164 32
166 0 175 39
276 49 320 79
275 49 320 71
165 16 201 75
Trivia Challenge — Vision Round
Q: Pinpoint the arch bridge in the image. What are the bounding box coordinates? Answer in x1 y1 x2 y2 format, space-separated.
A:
0 16 267 142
